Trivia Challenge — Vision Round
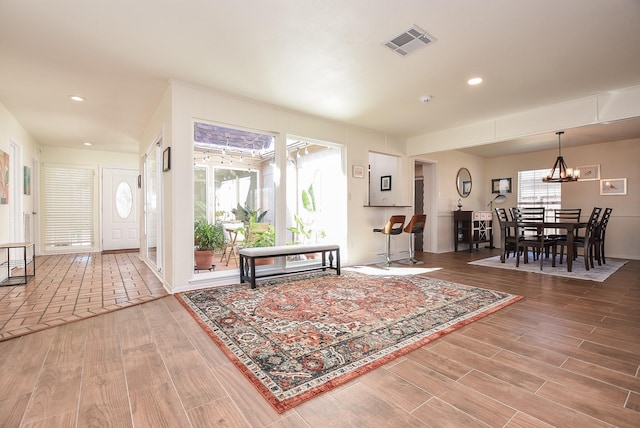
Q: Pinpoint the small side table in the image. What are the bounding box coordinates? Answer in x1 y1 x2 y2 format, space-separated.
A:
0 242 35 286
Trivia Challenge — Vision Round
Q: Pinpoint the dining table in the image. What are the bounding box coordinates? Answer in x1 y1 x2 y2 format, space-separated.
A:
500 221 587 272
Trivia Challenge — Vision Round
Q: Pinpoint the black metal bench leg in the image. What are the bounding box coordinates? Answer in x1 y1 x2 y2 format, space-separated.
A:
250 259 256 289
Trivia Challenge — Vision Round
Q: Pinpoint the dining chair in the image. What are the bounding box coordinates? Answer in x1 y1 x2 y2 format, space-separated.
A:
554 207 601 270
593 207 613 266
547 208 581 240
511 206 546 259
547 209 582 263
514 222 556 270
495 207 517 259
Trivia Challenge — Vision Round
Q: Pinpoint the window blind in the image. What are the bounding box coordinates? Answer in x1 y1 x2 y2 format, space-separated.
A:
517 169 561 220
44 165 94 248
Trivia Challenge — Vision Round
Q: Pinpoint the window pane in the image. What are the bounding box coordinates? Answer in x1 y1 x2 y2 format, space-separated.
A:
285 140 343 246
44 165 94 248
518 169 561 220
115 181 132 219
194 167 207 222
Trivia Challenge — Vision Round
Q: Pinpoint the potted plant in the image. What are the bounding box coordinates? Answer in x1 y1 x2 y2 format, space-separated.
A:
243 219 276 265
194 220 225 269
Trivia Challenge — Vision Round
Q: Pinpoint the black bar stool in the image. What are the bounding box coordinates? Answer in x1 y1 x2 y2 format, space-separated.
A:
373 215 406 267
401 214 426 264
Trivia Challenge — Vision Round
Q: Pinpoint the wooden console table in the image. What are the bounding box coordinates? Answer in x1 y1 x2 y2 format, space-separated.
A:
454 210 493 252
0 242 35 286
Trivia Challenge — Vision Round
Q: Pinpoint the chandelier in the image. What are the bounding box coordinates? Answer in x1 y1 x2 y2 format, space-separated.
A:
542 131 579 182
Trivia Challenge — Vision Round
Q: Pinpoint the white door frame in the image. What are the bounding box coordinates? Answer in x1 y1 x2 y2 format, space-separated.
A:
101 167 140 251
414 158 438 253
9 140 23 242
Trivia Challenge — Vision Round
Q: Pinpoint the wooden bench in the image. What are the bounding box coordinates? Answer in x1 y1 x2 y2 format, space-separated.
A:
239 244 340 288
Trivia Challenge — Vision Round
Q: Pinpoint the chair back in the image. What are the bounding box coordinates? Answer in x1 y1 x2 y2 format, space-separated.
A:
512 207 544 236
554 208 581 222
495 208 512 233
597 208 613 240
583 207 603 243
520 207 545 222
404 214 426 234
553 208 581 237
495 207 509 223
382 215 406 235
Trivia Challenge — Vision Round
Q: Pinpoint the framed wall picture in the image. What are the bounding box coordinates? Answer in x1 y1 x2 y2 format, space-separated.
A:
163 147 171 172
491 177 512 194
352 165 364 178
0 149 8 204
380 175 391 191
600 178 627 195
578 164 600 181
463 181 471 195
24 166 31 195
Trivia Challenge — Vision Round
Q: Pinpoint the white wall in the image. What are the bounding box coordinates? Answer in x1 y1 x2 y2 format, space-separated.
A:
0 101 39 247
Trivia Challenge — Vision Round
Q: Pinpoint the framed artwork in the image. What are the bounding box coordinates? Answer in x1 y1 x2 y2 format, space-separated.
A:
600 178 627 195
578 164 600 181
0 149 8 205
352 165 364 178
163 147 171 172
491 177 512 194
463 181 471 195
380 175 391 191
24 166 31 195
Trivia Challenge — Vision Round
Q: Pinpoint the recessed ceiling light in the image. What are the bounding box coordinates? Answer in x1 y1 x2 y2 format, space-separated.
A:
83 142 92 146
69 95 85 102
467 77 483 85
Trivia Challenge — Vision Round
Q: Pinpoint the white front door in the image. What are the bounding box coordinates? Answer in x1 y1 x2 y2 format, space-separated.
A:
102 168 139 251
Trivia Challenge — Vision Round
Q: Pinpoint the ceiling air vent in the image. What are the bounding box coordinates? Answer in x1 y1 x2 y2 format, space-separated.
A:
384 25 436 56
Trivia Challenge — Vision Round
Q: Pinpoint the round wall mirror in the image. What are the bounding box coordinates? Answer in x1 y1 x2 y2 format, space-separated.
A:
456 167 472 198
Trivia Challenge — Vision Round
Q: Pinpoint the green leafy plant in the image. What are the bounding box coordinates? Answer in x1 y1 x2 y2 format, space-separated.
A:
194 220 225 251
287 214 312 243
232 203 268 225
244 219 275 247
288 183 325 244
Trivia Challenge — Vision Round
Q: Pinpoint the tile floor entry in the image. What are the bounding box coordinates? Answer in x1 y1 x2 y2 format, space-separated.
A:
0 252 167 341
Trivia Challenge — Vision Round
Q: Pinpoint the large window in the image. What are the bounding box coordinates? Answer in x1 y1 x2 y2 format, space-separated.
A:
44 165 94 249
193 122 275 227
517 169 561 220
285 138 345 247
193 121 346 276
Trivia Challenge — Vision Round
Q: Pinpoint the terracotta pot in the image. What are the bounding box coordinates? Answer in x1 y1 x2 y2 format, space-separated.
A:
194 250 215 269
255 257 275 266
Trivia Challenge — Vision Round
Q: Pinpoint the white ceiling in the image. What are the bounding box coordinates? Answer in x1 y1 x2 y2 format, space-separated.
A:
1 0 640 155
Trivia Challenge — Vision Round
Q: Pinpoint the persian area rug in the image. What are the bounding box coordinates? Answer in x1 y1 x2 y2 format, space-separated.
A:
176 271 522 413
469 255 627 282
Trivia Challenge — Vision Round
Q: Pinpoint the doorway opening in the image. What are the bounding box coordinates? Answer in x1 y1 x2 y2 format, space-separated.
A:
414 160 437 253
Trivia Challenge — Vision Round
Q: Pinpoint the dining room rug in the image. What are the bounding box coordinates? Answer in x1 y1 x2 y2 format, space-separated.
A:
469 255 627 282
175 271 522 413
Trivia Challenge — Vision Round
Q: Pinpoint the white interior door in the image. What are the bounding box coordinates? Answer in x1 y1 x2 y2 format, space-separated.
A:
102 168 139 251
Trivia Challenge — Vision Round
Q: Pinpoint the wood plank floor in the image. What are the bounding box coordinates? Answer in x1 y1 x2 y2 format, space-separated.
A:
0 250 638 427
